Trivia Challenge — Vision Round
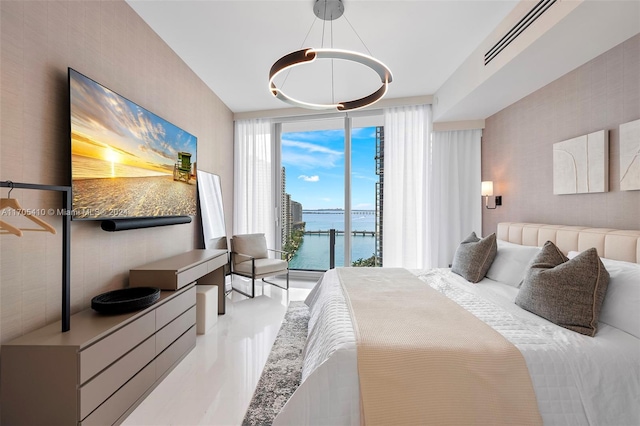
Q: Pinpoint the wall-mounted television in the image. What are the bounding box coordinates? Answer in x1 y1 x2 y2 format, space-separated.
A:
69 68 197 221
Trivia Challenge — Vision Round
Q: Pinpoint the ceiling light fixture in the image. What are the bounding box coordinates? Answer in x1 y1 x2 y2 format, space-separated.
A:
269 0 393 111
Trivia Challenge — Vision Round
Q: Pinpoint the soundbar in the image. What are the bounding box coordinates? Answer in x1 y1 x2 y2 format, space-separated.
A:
101 216 192 231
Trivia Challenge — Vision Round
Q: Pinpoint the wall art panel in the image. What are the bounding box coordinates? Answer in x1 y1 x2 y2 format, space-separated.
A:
620 118 640 191
553 130 609 195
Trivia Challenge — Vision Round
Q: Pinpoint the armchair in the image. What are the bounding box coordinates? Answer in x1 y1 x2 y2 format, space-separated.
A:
230 233 289 298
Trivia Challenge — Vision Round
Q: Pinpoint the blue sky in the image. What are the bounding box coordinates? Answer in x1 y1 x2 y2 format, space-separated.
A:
282 127 378 210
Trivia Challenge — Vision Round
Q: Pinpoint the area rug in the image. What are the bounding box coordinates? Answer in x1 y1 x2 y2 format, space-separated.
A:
242 301 310 426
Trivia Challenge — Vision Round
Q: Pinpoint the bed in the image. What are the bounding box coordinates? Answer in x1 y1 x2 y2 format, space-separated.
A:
273 223 640 425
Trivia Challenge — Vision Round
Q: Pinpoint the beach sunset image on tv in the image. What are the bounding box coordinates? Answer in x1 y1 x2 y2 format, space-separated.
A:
70 69 197 220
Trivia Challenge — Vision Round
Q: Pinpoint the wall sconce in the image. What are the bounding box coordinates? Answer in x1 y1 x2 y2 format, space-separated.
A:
481 181 502 209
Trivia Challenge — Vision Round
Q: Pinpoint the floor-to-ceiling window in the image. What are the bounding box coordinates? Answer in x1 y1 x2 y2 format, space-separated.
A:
350 122 382 267
278 114 383 271
281 119 345 270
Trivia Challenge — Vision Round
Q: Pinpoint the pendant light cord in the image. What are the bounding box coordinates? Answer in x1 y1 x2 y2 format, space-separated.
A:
320 0 336 105
344 14 373 56
321 0 328 48
284 0 336 104
331 15 335 104
301 17 319 48
280 16 318 91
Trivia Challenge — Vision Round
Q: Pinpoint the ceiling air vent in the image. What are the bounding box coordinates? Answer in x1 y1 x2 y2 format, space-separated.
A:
484 0 557 66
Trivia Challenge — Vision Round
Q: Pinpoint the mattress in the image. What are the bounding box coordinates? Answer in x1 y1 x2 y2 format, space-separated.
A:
273 268 640 425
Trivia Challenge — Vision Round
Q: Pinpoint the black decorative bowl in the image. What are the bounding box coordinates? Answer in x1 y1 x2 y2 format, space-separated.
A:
91 287 161 314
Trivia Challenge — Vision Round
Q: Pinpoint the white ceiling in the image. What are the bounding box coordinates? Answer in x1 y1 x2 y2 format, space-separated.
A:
126 0 640 121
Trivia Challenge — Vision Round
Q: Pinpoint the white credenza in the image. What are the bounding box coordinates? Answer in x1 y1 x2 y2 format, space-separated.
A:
1 284 196 426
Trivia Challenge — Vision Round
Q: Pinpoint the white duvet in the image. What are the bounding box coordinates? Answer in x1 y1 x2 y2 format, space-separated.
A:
274 268 640 426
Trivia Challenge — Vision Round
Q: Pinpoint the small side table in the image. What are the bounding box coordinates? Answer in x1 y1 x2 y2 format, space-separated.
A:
130 249 228 314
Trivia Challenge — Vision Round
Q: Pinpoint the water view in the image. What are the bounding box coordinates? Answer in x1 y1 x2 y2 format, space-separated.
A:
289 211 376 270
281 125 383 271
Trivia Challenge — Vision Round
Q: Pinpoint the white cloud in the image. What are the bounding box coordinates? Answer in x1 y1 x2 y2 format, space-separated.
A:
282 139 343 169
298 175 319 182
282 139 341 155
351 127 375 139
353 172 377 182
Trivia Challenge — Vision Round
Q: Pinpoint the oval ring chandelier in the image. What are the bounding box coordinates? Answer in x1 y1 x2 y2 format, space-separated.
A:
268 0 393 112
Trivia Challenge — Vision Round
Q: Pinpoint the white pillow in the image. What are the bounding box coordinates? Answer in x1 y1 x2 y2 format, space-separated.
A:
485 240 541 287
597 257 640 339
567 250 580 259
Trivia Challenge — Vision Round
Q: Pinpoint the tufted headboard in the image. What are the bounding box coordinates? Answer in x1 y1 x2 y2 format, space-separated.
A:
497 222 640 264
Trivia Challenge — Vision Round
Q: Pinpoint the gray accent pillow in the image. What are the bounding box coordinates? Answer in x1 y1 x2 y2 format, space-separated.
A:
515 241 610 337
451 232 497 283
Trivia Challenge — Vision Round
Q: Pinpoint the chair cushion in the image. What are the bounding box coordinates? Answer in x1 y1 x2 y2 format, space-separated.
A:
232 233 268 263
234 258 288 276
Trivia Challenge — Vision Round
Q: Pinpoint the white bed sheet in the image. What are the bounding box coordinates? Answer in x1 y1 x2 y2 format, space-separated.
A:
273 268 640 426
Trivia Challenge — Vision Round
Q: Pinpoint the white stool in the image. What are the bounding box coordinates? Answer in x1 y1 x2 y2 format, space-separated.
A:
196 285 218 334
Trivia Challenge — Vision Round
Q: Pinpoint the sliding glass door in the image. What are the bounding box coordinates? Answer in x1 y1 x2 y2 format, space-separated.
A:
280 118 344 271
278 114 383 271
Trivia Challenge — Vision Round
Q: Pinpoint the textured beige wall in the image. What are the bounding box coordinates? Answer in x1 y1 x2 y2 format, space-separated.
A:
482 34 640 236
0 1 233 344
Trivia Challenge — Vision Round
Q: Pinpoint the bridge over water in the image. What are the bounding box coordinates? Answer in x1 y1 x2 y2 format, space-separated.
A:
302 210 375 215
304 230 376 236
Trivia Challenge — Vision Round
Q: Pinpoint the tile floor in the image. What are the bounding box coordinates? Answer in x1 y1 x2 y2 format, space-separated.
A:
122 276 315 426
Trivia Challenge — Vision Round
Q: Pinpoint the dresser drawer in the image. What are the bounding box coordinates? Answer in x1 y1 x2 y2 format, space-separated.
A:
80 360 156 426
156 326 196 380
79 336 155 420
80 312 155 383
156 286 195 329
207 254 227 272
177 262 208 288
1 252 219 426
156 306 196 354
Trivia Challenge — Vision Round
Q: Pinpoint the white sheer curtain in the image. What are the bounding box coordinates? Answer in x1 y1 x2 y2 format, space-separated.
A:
383 105 432 268
233 118 275 247
427 129 482 268
383 105 482 269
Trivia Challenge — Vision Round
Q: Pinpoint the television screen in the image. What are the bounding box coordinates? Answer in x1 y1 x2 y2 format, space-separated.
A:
69 68 197 220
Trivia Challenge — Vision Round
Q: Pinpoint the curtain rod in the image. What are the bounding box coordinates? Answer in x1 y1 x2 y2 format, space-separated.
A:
233 95 434 122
